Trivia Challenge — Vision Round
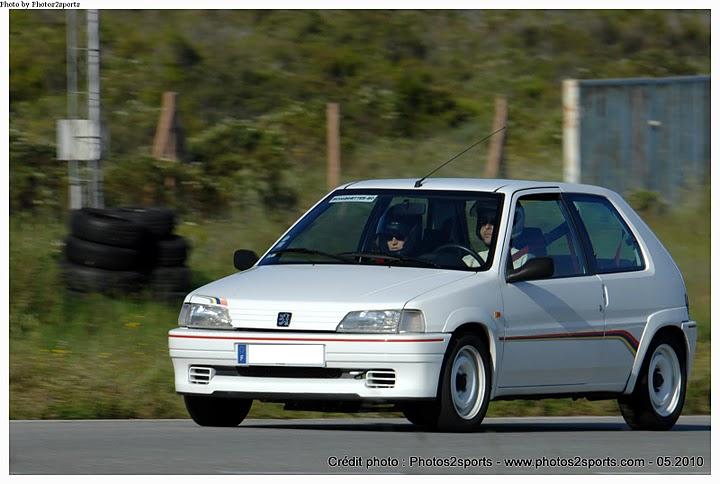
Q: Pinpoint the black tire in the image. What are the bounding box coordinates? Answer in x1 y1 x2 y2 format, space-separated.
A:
184 395 252 427
70 208 148 248
435 333 492 432
113 207 176 239
61 261 145 294
65 236 146 271
156 235 190 267
618 334 687 430
399 401 440 428
151 266 192 293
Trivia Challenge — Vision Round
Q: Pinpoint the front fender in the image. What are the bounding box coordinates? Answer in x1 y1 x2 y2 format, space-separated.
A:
442 307 503 399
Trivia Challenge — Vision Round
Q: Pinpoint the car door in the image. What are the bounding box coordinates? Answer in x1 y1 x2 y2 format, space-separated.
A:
498 190 605 389
565 193 647 389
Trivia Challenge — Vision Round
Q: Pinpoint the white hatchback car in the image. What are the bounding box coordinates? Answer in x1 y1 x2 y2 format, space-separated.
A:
169 179 696 431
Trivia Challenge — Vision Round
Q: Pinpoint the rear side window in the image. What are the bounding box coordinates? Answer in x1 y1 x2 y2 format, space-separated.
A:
568 195 644 273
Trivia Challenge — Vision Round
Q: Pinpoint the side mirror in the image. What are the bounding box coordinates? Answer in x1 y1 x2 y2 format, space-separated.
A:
506 257 554 283
234 249 259 271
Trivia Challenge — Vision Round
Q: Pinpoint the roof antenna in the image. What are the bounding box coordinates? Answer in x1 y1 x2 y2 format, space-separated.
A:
414 126 506 188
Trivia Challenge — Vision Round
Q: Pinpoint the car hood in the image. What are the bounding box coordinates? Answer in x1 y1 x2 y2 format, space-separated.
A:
186 264 475 331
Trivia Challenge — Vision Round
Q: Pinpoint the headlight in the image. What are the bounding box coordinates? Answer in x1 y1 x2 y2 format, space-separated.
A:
178 303 233 329
336 309 425 333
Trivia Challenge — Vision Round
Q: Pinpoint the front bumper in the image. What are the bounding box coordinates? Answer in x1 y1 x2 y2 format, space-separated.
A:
168 328 450 399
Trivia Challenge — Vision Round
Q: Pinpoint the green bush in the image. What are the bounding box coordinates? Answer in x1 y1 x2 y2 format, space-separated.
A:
101 116 299 215
189 118 298 211
9 129 65 216
391 67 473 137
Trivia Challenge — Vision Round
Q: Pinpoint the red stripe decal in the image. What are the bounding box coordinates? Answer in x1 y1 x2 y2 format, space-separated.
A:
500 330 638 351
169 334 445 343
604 329 639 348
502 331 604 342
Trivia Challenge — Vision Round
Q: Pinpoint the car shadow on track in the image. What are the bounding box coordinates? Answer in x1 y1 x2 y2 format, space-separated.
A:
241 421 710 433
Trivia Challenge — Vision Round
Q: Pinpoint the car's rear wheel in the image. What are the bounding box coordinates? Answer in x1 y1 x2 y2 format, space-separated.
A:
618 334 686 430
184 395 253 427
436 334 491 432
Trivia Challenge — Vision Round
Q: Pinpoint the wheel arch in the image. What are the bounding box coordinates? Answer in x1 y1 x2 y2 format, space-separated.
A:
444 319 500 399
624 308 690 394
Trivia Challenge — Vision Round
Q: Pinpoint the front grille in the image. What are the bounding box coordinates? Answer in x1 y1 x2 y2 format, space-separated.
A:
189 366 215 384
365 369 396 388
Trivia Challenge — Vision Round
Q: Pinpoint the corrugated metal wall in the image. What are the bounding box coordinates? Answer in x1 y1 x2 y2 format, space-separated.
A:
564 76 710 202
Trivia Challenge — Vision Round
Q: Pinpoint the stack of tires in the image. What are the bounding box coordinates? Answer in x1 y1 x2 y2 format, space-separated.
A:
62 207 191 299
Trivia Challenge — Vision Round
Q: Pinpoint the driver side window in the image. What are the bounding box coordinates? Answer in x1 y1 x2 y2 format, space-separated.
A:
508 195 587 278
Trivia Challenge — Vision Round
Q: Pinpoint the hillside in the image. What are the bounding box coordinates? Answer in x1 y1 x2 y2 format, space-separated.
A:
10 10 710 215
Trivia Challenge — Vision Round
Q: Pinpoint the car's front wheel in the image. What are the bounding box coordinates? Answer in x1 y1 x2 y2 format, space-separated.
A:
618 334 686 430
399 401 440 428
436 334 492 432
184 395 253 427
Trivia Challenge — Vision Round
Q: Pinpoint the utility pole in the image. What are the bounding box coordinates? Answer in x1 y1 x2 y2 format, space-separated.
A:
60 10 103 210
87 9 103 208
66 10 81 209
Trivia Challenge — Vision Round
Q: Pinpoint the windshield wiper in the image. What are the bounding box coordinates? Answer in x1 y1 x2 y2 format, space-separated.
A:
269 247 352 263
339 251 441 269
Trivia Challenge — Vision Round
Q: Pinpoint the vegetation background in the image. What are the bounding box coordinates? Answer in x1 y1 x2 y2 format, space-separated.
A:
9 10 710 419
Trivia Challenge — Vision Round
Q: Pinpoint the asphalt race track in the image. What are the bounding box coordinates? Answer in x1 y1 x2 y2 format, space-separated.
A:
9 416 710 474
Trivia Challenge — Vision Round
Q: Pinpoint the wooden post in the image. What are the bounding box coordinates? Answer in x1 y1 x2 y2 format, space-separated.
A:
153 91 185 195
326 103 341 190
485 96 508 178
153 92 176 160
152 91 186 162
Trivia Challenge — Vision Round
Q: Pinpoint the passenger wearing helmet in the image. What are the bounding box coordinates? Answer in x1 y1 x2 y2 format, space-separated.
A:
376 204 421 256
462 200 497 267
462 202 532 269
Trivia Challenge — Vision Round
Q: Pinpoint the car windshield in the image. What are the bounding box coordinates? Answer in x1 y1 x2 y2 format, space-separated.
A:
259 189 504 271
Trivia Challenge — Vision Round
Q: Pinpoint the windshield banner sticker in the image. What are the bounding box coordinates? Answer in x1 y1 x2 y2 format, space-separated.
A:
329 195 377 203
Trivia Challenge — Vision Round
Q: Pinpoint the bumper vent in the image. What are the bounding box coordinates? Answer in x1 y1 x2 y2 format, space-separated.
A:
221 366 343 379
365 369 396 388
189 366 215 385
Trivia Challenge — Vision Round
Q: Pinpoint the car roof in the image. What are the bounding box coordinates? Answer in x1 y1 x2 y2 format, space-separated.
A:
340 178 614 197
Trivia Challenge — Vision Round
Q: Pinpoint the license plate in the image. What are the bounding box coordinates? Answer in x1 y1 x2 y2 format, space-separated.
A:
236 343 325 366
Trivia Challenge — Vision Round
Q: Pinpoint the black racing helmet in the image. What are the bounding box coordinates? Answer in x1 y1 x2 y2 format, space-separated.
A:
376 204 422 254
470 199 499 239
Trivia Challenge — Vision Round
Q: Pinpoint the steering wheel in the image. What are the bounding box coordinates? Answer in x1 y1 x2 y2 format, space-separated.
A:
431 243 485 266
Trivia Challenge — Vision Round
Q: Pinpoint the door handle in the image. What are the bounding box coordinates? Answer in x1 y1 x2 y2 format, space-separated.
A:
602 284 609 307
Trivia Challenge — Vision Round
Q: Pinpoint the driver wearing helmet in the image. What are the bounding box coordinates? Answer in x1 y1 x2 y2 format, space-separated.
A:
376 205 421 256
463 202 532 269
